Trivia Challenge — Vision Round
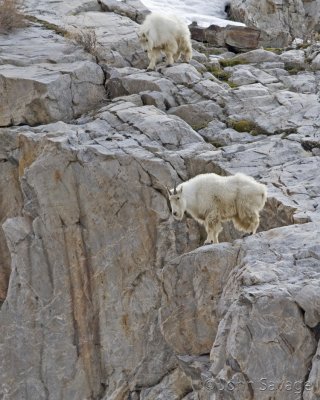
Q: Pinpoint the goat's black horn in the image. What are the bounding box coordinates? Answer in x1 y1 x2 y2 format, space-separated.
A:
173 182 177 194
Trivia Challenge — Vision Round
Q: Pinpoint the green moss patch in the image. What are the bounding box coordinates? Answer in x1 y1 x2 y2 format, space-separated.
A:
227 119 267 136
25 15 67 36
219 58 246 68
191 122 209 131
207 66 231 82
284 65 306 75
265 47 283 55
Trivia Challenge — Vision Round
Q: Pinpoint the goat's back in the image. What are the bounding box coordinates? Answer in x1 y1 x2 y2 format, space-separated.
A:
181 173 266 212
232 173 267 211
140 13 189 46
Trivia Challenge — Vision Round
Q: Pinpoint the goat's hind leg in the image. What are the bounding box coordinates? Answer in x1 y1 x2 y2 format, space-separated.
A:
233 211 260 235
250 212 260 234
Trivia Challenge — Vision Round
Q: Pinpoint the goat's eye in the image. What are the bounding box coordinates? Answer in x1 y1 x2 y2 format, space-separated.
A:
177 197 180 200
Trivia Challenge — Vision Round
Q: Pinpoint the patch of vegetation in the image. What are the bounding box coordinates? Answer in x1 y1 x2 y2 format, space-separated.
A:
25 15 67 36
284 65 306 75
227 81 238 89
190 122 209 131
206 65 238 88
296 43 310 50
66 28 98 57
301 139 320 152
219 58 246 68
207 65 231 82
265 47 283 55
0 0 27 33
227 119 267 136
25 16 98 58
278 128 297 138
207 48 226 57
207 140 225 148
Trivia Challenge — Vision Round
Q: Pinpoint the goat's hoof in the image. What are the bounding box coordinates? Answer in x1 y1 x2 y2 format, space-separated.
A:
204 240 213 246
242 233 250 238
166 64 173 68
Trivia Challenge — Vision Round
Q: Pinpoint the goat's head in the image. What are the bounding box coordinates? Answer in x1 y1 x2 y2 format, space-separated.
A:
138 31 149 51
166 183 185 221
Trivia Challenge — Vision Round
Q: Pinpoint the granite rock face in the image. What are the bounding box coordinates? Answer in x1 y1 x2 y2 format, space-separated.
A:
0 1 320 400
0 27 105 127
229 0 320 47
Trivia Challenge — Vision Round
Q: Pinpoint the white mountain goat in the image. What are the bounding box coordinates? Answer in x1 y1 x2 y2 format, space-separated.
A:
167 173 267 244
138 12 192 70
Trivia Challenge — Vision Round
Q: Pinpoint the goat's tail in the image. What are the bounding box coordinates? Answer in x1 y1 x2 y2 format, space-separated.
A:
234 186 267 233
233 213 260 234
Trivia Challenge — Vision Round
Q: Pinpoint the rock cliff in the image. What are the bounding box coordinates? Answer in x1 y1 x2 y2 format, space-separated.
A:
228 0 320 47
0 1 320 399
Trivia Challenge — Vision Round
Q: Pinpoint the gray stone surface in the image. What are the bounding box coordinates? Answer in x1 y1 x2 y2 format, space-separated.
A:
279 49 306 69
99 0 149 23
207 222 319 400
1 1 320 399
168 101 223 130
0 61 105 126
65 11 148 68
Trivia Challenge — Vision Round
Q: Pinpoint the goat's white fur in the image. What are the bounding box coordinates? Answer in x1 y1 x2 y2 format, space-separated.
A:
138 12 192 70
168 173 267 244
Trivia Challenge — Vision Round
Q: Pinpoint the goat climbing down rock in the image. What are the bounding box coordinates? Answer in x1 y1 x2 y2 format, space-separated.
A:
167 173 267 244
138 12 192 70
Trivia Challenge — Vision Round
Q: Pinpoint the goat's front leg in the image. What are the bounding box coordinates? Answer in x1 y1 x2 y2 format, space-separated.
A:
164 51 174 67
204 213 222 245
173 51 181 62
147 49 161 70
164 40 178 67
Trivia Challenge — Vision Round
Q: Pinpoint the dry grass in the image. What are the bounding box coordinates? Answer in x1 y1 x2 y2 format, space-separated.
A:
66 27 98 57
0 0 27 33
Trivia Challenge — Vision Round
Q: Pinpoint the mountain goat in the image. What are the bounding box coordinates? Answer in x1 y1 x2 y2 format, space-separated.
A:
138 12 192 70
167 173 267 244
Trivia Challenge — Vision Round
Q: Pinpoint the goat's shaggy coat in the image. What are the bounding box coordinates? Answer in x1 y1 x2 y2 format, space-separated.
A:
138 12 192 70
168 173 267 244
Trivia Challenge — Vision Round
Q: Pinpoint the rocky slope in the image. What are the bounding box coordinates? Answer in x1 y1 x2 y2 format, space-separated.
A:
0 1 320 399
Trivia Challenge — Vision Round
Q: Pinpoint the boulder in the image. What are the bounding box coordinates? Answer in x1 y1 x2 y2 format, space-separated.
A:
0 61 105 127
279 49 306 69
99 0 149 23
168 100 223 130
224 25 261 52
189 23 260 52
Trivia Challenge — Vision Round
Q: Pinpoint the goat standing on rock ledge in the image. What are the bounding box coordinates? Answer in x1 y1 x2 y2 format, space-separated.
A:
138 12 192 70
167 173 267 245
